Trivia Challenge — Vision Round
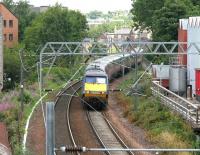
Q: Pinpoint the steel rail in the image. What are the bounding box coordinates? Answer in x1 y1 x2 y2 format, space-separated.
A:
55 81 81 155
87 111 132 155
102 113 134 155
66 83 82 155
86 111 111 155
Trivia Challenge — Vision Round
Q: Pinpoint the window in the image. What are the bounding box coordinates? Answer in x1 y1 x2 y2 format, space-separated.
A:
3 34 7 41
85 76 107 84
9 20 13 27
85 77 96 83
9 34 13 41
3 20 6 27
96 77 106 84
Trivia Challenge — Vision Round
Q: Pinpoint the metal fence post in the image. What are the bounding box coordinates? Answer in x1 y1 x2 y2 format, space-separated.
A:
46 102 55 155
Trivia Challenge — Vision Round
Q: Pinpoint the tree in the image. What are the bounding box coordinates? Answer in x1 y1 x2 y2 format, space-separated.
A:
88 21 132 39
24 5 88 52
87 10 103 19
152 1 188 41
13 0 37 41
3 47 20 89
191 0 200 5
2 0 14 11
131 0 200 41
131 0 165 30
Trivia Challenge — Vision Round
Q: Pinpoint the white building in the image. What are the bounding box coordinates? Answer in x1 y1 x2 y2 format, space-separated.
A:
187 17 200 95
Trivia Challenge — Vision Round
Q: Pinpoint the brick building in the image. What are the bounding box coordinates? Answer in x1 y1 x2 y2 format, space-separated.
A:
0 3 18 48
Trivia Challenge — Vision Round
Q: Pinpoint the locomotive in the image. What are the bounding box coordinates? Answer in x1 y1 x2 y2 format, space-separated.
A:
82 53 141 110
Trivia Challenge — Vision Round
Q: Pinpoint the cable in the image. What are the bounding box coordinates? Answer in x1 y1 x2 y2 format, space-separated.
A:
19 49 39 72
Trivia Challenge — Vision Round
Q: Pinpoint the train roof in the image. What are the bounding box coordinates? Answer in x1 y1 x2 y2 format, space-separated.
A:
85 50 142 76
89 53 131 70
85 69 107 77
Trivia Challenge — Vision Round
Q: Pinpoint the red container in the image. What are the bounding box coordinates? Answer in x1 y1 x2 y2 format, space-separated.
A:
154 79 169 88
161 79 169 88
178 28 187 65
195 69 200 96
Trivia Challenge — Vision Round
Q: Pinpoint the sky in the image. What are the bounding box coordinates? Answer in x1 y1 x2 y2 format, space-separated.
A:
24 0 132 13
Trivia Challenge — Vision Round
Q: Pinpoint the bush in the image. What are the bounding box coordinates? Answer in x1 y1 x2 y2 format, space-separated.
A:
17 90 33 104
3 46 21 89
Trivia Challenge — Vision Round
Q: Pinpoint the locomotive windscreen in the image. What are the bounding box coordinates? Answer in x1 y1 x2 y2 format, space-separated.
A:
85 76 107 84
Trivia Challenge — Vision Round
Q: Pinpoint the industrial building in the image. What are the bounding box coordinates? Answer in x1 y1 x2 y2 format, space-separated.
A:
153 16 200 102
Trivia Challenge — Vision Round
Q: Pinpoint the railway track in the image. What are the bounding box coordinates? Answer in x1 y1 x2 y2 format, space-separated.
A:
87 110 134 155
54 80 134 155
55 81 103 155
55 81 81 155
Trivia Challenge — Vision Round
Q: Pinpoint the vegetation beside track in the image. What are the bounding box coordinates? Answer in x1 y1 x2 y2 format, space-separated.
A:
0 64 85 155
118 71 200 155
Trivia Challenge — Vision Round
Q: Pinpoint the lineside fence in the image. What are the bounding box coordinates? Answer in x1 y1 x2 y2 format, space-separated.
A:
151 81 200 128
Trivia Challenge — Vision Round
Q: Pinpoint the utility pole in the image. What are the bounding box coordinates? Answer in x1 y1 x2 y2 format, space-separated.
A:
0 14 3 91
134 32 141 111
20 49 24 114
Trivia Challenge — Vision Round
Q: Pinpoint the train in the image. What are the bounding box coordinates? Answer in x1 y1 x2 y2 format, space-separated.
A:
81 53 142 110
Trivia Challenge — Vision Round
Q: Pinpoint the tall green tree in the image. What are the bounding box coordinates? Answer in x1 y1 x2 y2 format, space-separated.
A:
191 0 200 5
24 5 87 51
131 0 165 29
2 0 14 10
152 1 188 41
13 0 37 41
132 0 200 41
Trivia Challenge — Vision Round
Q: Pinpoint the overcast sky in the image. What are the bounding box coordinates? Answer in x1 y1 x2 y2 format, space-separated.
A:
22 0 132 13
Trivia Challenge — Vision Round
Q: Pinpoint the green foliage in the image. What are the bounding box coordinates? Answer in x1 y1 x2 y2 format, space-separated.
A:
86 10 132 21
17 90 33 104
13 0 37 41
3 0 37 42
87 10 103 19
24 5 88 52
191 0 200 5
1 107 23 155
2 0 15 10
152 1 189 41
3 46 21 89
119 70 198 150
145 54 170 64
88 21 132 39
132 0 200 41
131 0 165 29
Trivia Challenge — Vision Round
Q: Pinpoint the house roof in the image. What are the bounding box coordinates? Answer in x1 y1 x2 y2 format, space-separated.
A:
0 2 18 19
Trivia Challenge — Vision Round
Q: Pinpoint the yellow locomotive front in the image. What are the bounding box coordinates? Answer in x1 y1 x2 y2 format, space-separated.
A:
82 75 108 110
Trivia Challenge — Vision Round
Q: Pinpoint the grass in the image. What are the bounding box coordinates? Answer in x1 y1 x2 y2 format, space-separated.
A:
117 70 199 155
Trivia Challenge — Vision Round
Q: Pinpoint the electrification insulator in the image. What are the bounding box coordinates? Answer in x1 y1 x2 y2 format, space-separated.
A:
60 146 87 153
